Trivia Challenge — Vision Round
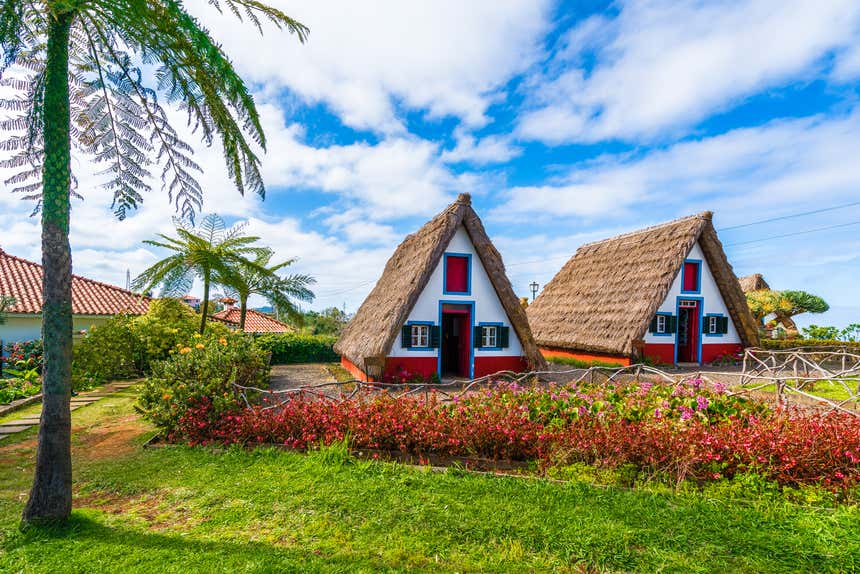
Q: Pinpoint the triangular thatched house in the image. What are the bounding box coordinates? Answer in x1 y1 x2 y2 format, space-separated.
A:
335 193 545 381
527 212 759 366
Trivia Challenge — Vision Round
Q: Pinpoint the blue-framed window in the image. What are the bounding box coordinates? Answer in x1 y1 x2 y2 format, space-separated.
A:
401 321 437 350
703 314 729 336
681 259 702 294
442 252 472 295
649 312 675 337
474 322 508 350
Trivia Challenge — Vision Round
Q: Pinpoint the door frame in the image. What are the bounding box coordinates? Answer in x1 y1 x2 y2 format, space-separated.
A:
437 300 475 379
674 296 703 364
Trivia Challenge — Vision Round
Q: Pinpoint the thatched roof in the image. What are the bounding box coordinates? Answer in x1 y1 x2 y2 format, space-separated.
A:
335 193 545 372
527 212 760 357
738 273 770 292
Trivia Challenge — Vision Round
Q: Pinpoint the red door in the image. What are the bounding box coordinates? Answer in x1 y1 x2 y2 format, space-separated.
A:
677 300 699 363
441 305 471 377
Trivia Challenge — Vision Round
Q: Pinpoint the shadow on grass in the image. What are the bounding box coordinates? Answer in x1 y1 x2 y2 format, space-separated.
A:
5 513 403 573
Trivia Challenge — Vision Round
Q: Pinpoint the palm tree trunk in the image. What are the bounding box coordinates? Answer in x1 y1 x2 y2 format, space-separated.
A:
199 271 210 334
240 296 248 331
23 10 75 524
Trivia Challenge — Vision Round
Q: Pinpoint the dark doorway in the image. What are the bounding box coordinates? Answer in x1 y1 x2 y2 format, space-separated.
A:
441 305 471 377
676 300 700 363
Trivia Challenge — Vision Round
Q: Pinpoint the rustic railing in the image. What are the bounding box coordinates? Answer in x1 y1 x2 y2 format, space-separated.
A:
233 351 860 417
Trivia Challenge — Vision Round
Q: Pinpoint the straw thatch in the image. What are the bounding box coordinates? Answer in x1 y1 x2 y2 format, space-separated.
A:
738 273 770 292
527 212 760 358
335 193 545 373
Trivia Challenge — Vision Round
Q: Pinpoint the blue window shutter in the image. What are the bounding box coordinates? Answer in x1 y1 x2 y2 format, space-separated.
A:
401 325 412 348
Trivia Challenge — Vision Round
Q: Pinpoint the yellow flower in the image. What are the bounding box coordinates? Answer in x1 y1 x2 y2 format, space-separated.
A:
219 337 228 346
179 347 192 354
193 333 202 339
176 343 183 348
195 343 205 350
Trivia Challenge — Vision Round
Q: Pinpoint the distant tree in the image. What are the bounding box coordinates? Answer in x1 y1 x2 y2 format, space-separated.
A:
217 249 315 331
133 215 268 334
801 325 842 340
840 324 860 342
0 295 15 325
746 289 829 338
301 307 350 336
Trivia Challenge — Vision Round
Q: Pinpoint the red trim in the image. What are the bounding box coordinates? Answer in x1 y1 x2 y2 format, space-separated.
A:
701 343 743 364
384 357 438 380
539 347 631 366
474 356 528 377
642 343 675 365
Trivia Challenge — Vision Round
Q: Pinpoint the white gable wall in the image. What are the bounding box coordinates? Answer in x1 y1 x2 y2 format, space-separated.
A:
388 225 523 358
643 241 741 345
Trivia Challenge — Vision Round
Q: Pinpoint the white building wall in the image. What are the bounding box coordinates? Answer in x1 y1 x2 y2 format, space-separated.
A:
0 315 113 348
388 225 523 358
643 241 741 345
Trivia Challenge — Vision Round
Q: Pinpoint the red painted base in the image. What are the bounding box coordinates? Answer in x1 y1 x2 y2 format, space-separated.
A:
341 355 529 381
701 343 743 364
641 343 675 365
641 343 745 365
474 356 528 378
539 347 632 367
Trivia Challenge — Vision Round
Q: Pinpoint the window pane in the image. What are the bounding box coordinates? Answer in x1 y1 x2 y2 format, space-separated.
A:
482 326 497 347
657 315 666 333
411 325 429 347
683 262 700 291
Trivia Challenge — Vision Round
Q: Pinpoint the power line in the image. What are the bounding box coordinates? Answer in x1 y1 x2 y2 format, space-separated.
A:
724 220 860 247
718 201 860 231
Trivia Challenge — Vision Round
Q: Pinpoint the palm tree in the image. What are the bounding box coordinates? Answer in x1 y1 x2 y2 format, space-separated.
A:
217 249 316 330
0 1 307 523
133 214 269 334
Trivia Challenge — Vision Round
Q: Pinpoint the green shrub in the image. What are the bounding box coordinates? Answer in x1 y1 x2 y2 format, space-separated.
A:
137 332 271 438
133 298 199 370
760 339 860 351
254 332 338 364
72 314 142 390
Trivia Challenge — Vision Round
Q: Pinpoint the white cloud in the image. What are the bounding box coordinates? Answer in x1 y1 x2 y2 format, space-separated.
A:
193 1 552 133
518 0 860 143
496 109 860 221
440 130 522 165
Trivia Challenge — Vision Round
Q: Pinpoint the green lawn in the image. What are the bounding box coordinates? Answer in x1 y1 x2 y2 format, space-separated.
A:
742 378 859 406
1 390 859 573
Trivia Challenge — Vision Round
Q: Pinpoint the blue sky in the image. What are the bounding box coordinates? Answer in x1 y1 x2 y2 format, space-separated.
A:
1 0 859 329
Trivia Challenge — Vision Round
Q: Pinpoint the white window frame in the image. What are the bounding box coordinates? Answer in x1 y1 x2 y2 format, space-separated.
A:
481 325 498 348
656 315 667 334
707 315 721 335
411 324 429 348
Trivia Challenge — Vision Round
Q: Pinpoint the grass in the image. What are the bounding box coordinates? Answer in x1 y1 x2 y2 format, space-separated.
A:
326 361 355 383
741 378 859 405
545 355 624 369
1 391 859 572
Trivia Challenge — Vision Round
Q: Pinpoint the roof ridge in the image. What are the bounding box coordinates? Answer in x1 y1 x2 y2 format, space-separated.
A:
577 211 712 252
0 248 148 300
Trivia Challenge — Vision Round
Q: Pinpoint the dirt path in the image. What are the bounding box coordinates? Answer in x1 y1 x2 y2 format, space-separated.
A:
268 363 335 391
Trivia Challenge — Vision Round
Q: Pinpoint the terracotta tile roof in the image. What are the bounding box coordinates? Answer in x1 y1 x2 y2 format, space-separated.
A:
0 248 150 316
210 307 292 333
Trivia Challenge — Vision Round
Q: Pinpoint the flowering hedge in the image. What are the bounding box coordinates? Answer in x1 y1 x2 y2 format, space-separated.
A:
1 339 43 371
158 377 860 492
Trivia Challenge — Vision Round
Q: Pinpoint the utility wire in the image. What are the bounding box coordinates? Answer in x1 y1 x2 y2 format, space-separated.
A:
724 220 860 246
718 201 860 231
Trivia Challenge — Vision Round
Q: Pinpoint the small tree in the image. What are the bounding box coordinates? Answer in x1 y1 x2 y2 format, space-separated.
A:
133 214 269 334
217 249 315 331
746 289 829 338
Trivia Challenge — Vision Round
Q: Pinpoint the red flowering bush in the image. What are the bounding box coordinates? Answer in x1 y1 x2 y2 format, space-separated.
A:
2 339 43 371
162 378 860 491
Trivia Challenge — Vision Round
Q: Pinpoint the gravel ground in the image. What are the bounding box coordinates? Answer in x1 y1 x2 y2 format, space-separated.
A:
268 363 335 391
